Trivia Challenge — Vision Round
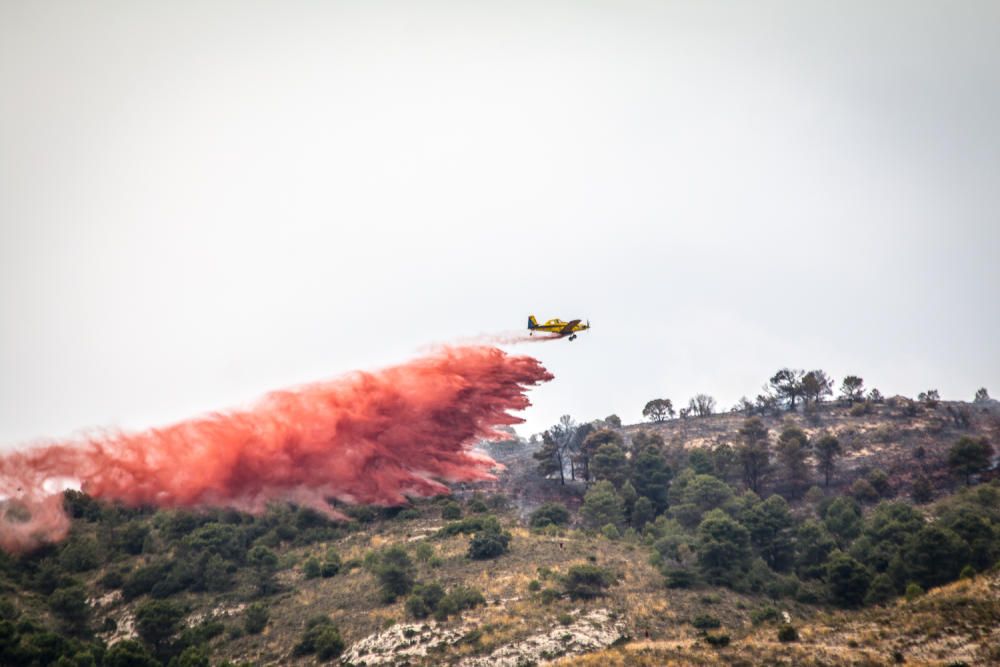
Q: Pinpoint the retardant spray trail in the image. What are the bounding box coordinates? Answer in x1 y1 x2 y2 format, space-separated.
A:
0 345 552 554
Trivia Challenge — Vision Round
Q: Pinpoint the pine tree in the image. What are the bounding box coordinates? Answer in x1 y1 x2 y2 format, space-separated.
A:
580 481 625 529
947 437 994 485
738 418 770 494
696 509 751 585
776 426 810 495
533 431 566 484
814 434 841 487
629 447 672 513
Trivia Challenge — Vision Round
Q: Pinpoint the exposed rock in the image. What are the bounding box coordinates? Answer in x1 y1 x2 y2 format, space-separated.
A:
87 590 122 610
187 602 247 627
459 609 625 667
342 609 623 666
342 621 471 666
98 608 136 646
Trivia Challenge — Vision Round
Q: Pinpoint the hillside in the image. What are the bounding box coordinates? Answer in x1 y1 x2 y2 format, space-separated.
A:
1 396 998 666
561 569 1000 666
624 398 1000 499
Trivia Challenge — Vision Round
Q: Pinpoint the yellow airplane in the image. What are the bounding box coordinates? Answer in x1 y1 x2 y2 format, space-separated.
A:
527 315 590 341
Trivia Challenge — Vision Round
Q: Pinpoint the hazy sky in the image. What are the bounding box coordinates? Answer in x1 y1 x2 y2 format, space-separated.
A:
2 1 998 448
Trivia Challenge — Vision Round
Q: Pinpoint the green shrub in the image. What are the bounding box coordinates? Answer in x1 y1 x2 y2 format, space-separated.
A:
174 646 210 667
441 502 462 520
405 595 430 620
248 545 280 597
315 626 345 659
539 588 561 604
244 603 268 635
905 582 924 600
372 547 415 603
178 618 225 648
467 527 511 560
122 561 173 600
99 568 126 590
563 565 615 599
406 583 483 621
438 515 501 537
397 508 421 521
527 580 541 592
849 402 872 417
414 542 434 562
704 633 730 648
49 584 90 631
850 479 880 504
751 606 781 625
294 616 344 659
529 503 571 529
184 523 245 562
434 586 485 621
467 498 489 514
346 505 378 524
321 550 341 578
777 625 798 642
58 536 102 573
203 554 234 592
135 599 185 653
663 566 696 589
867 469 892 497
690 614 721 630
104 639 159 667
405 583 445 620
302 558 322 579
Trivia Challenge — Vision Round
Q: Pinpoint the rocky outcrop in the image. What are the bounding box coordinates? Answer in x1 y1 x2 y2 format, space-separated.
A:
341 608 624 666
459 609 625 666
342 621 471 666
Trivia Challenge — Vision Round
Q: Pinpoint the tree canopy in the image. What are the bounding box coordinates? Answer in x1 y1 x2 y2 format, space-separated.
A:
642 399 675 422
840 376 865 404
947 437 994 485
769 369 806 410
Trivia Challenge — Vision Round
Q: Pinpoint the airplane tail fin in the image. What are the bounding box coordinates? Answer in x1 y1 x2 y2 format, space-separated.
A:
528 315 538 330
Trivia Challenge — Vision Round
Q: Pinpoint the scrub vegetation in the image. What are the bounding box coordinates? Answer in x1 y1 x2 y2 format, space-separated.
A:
1 375 997 665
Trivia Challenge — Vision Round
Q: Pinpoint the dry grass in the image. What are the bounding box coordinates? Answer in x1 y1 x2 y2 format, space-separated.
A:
560 569 1000 667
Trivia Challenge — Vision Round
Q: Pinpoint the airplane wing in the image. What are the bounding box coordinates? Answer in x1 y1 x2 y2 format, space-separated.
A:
558 319 581 334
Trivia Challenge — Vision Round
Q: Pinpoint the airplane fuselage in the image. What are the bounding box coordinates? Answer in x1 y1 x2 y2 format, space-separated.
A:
527 315 590 340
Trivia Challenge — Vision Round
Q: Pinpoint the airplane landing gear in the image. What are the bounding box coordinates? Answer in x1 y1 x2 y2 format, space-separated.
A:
568 334 577 341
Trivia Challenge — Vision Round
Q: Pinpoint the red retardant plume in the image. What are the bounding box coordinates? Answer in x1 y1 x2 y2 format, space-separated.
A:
0 345 552 554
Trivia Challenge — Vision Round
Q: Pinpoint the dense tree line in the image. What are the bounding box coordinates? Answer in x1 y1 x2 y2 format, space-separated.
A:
530 407 999 610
